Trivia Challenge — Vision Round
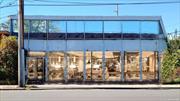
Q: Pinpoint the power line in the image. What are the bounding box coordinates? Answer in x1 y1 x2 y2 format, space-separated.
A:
1 1 180 9
28 0 178 2
23 1 180 6
27 0 180 5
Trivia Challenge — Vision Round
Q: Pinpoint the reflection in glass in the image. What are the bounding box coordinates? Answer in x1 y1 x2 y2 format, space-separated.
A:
13 20 18 33
105 52 121 81
104 21 121 33
122 21 139 34
67 52 84 81
141 21 159 34
31 20 46 33
67 21 84 33
27 57 44 81
24 20 30 33
49 21 66 33
142 51 157 80
124 52 140 80
48 52 64 81
85 21 102 33
13 20 29 33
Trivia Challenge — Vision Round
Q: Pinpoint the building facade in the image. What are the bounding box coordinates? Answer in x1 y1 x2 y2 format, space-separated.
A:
9 15 167 84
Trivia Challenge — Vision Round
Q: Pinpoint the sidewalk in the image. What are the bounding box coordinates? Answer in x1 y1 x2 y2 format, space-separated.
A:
0 84 180 90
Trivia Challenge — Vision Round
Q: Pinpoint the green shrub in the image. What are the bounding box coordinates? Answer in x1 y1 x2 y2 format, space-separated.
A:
0 36 18 85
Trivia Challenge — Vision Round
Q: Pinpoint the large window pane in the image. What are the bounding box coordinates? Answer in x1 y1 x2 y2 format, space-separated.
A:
85 21 103 39
122 21 139 34
67 21 84 33
27 57 44 81
85 21 102 33
105 51 121 81
141 21 159 34
104 21 122 39
49 21 66 33
13 20 18 33
104 21 121 33
67 21 84 39
67 52 84 81
13 20 29 33
24 20 30 33
92 51 103 81
31 20 46 33
86 51 103 81
26 52 45 83
48 52 65 81
142 51 157 80
124 52 140 80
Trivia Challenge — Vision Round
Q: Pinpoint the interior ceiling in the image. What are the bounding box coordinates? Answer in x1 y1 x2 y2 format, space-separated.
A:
142 52 154 57
47 51 154 58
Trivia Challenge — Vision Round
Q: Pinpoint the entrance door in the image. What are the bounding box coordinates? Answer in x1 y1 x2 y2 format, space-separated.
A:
27 57 45 83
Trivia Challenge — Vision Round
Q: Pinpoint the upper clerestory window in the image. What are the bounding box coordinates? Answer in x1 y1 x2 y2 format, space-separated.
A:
67 21 84 33
122 21 140 34
31 20 46 33
141 21 159 34
104 21 121 33
85 21 102 33
49 21 66 33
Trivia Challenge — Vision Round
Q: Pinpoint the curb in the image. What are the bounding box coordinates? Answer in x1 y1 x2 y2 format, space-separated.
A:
0 85 180 90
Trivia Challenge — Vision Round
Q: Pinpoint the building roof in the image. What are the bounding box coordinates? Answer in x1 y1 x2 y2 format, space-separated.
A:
9 15 163 21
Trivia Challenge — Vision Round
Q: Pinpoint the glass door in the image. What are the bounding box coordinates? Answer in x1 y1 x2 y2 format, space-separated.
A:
27 57 44 83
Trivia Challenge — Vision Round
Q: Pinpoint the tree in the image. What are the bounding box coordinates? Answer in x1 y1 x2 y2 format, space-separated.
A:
0 22 9 31
0 35 18 84
162 32 180 83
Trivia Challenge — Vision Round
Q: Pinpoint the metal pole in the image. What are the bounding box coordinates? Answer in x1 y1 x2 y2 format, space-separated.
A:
113 4 119 16
18 0 25 87
117 4 119 16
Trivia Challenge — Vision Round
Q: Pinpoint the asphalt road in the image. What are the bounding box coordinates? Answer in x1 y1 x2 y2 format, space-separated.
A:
0 89 180 101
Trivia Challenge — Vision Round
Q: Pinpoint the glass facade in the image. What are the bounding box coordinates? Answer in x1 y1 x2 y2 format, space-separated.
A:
104 21 121 33
122 21 140 34
26 51 158 82
12 19 162 40
26 52 45 82
21 17 164 83
105 51 121 81
48 52 65 81
12 20 30 33
49 21 66 33
27 57 44 81
142 51 157 80
141 21 159 34
67 52 84 81
124 52 140 80
31 20 46 33
86 51 103 81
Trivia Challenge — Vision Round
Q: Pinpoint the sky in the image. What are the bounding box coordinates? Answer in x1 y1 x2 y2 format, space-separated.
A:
0 0 180 33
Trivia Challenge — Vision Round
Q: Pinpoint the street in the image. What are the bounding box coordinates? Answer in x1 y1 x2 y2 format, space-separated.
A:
0 89 180 101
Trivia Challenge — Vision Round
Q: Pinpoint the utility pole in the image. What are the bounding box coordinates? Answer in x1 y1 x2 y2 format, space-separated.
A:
114 4 119 16
18 0 25 87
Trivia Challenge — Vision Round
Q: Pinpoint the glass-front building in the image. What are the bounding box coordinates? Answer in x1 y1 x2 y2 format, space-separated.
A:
9 15 167 84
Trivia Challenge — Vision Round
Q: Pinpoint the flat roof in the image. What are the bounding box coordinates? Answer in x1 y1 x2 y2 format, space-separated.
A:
9 15 162 21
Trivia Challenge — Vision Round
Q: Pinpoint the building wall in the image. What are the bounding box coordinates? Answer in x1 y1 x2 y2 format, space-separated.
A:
24 39 166 52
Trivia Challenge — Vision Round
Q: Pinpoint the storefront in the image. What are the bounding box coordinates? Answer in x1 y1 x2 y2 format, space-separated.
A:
9 15 167 84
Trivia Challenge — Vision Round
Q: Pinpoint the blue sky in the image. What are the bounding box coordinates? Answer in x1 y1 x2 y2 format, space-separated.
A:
0 0 180 33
